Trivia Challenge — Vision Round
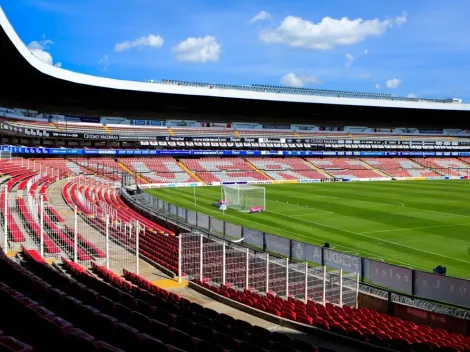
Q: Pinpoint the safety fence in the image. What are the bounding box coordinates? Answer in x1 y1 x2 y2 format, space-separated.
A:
0 180 140 274
128 191 470 313
178 232 359 307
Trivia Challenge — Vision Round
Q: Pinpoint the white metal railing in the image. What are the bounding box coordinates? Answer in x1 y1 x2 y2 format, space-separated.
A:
178 232 359 308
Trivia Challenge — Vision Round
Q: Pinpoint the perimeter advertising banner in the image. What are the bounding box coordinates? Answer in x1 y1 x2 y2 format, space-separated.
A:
323 249 362 273
242 228 264 248
265 234 290 257
291 240 307 261
414 271 470 307
305 244 323 265
365 260 413 295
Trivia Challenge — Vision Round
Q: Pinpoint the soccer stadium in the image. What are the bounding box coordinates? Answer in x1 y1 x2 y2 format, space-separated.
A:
1 3 470 352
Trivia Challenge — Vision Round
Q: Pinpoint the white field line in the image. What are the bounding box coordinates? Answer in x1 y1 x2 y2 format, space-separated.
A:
362 222 470 234
156 189 434 271
282 188 406 208
213 207 430 270
270 210 470 265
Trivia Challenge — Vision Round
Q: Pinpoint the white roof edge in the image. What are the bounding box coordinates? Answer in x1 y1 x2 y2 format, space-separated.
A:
1 6 470 112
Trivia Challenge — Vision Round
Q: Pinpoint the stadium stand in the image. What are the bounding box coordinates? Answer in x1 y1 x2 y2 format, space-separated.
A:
31 158 85 176
307 158 370 170
413 158 470 176
305 158 384 179
182 158 253 172
2 6 470 350
0 246 329 352
246 158 327 180
118 158 198 184
197 280 470 351
362 158 442 177
0 116 56 130
55 121 108 133
72 158 124 181
196 171 270 183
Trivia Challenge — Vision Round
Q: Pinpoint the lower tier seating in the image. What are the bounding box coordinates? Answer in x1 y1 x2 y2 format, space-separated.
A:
1 247 328 352
196 171 270 183
199 281 470 352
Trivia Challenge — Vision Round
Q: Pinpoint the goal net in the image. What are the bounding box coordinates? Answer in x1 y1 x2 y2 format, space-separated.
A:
221 184 266 212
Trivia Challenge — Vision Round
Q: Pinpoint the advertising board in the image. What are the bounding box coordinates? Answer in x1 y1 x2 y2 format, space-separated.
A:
265 234 290 256
323 249 361 273
414 271 470 307
366 260 413 294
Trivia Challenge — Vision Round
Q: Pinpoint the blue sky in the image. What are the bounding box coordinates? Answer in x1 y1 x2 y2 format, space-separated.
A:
3 0 470 101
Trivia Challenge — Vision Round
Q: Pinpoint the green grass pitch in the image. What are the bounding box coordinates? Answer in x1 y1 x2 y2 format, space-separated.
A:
147 180 470 279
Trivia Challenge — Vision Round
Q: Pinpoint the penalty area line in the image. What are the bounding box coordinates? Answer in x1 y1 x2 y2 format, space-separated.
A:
153 190 435 271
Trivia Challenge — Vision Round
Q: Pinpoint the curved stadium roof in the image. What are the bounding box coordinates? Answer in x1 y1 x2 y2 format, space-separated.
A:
0 5 469 128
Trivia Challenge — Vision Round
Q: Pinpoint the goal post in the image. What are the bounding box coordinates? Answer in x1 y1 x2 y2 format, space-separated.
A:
221 184 266 212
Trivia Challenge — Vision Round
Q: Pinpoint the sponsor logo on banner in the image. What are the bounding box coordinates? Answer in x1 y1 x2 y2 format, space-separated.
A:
265 234 290 256
369 261 413 294
305 244 322 264
324 249 360 272
292 241 305 261
84 134 119 140
414 272 470 307
262 124 291 129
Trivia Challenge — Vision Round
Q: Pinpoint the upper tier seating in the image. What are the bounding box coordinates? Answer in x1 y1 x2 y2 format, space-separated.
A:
106 124 170 136
172 128 236 137
0 117 53 130
182 158 253 172
118 158 197 184
55 121 108 133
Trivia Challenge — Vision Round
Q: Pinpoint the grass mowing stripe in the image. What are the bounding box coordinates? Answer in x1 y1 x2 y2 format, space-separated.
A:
362 222 470 234
147 180 470 278
153 188 432 271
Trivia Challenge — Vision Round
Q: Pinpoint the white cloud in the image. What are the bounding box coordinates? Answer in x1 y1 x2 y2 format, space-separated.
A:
375 84 381 89
280 72 321 87
250 10 271 24
114 34 164 52
386 78 402 88
98 55 109 71
260 13 407 50
407 93 417 98
27 39 56 66
173 36 221 63
346 49 369 67
54 62 62 68
396 12 407 26
345 53 354 67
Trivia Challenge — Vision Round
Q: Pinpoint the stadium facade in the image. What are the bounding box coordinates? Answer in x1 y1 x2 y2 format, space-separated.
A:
1 5 470 351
